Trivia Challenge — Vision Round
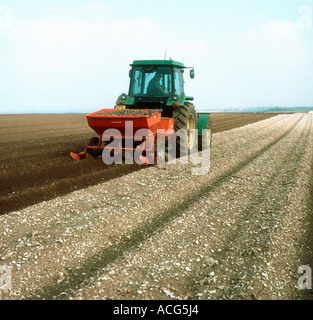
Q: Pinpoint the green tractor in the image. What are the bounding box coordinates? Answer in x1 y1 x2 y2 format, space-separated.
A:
116 60 212 154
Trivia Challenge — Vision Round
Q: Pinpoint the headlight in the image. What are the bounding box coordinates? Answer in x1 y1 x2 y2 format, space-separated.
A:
121 94 127 100
173 95 178 101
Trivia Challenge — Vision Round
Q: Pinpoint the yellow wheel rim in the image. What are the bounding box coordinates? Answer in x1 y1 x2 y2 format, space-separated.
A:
206 125 212 147
187 114 196 150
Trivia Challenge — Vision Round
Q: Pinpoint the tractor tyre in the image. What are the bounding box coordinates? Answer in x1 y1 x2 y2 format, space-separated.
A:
198 118 213 151
173 102 198 157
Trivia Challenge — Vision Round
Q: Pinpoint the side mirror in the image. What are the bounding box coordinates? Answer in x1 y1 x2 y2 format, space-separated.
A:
190 69 195 79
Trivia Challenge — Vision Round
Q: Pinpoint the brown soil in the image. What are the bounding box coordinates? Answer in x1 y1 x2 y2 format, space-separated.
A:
0 113 275 215
1 112 312 301
0 114 143 215
210 113 277 133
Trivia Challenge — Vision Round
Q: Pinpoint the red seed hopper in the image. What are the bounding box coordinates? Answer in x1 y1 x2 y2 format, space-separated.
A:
70 109 174 164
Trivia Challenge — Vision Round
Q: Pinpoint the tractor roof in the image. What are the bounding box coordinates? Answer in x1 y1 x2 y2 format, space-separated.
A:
131 60 185 68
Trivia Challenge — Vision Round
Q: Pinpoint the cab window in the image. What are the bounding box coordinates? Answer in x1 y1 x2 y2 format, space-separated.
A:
130 66 172 96
174 68 184 95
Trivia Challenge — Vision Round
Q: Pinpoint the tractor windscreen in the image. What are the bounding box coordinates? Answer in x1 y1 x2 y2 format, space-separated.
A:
130 67 173 97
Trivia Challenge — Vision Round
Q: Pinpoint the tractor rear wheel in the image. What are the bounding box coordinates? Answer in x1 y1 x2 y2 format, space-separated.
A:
173 102 198 156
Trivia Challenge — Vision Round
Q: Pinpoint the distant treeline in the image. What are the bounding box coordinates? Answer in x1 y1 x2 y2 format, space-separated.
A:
223 106 313 113
264 106 313 113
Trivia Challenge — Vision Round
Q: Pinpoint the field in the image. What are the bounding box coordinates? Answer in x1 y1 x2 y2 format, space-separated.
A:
1 112 313 300
0 112 275 215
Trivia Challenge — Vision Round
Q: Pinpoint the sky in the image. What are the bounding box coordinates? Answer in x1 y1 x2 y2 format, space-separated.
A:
0 0 312 113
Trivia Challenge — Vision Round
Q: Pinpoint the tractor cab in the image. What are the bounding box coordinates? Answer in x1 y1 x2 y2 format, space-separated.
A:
116 60 195 117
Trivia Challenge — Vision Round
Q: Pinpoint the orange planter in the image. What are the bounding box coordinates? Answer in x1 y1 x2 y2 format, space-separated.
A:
86 109 162 138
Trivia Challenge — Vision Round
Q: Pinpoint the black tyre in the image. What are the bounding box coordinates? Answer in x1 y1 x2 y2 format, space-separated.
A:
173 102 198 156
198 118 213 151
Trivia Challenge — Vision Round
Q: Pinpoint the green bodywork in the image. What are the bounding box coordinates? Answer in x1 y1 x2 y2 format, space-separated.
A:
131 60 185 68
116 60 211 135
116 60 193 107
197 112 211 131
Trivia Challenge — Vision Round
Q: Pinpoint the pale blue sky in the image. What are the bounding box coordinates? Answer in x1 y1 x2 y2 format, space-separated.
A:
0 0 312 113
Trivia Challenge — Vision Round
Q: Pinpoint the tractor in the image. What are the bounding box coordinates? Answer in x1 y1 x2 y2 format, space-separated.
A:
70 60 212 163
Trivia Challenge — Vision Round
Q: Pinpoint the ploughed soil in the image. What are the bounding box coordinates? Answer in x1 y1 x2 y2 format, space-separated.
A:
1 112 313 301
0 113 276 215
209 112 278 133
